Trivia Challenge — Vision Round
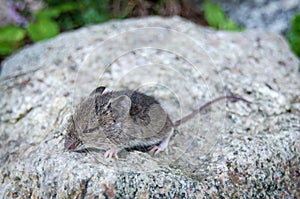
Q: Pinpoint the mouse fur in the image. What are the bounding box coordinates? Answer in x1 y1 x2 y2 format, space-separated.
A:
64 87 174 158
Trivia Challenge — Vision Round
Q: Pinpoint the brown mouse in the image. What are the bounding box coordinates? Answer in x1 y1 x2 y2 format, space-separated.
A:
64 86 250 158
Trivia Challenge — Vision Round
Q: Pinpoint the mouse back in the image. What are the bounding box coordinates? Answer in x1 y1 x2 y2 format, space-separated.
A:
65 87 173 152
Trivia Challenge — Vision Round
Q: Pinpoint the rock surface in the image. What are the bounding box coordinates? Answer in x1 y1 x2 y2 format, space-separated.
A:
0 16 299 198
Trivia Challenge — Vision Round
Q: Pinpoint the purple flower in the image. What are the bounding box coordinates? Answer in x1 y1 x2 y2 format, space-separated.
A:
7 0 28 25
15 1 25 10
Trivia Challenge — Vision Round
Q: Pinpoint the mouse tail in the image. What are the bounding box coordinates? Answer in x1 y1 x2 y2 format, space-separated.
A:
173 96 251 127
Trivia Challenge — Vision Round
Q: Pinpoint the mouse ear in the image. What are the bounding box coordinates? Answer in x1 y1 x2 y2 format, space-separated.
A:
90 86 106 96
110 95 131 121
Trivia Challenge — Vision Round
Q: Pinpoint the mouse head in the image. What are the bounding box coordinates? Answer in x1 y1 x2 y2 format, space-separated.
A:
64 87 132 151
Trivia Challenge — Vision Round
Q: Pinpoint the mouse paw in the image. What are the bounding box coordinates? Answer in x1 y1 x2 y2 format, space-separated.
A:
149 128 173 156
149 145 168 155
149 145 163 155
104 148 119 159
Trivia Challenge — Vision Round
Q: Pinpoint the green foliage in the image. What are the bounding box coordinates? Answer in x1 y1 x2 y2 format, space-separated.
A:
82 0 111 23
287 14 300 59
203 1 242 31
0 0 119 57
27 18 59 42
26 2 81 41
43 0 114 30
35 8 61 19
0 0 245 59
0 26 26 55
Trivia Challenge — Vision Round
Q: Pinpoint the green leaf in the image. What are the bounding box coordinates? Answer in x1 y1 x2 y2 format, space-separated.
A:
56 2 79 13
35 3 79 20
0 42 14 55
203 1 242 31
27 18 59 42
287 13 300 58
203 1 226 29
291 14 300 34
0 25 26 42
82 7 109 24
287 30 300 57
35 8 60 19
221 20 242 31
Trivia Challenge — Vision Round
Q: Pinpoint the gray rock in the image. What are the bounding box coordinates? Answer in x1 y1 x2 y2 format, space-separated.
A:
0 16 299 198
210 0 300 34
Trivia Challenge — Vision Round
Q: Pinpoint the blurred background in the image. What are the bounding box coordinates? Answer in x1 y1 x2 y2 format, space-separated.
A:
0 0 299 64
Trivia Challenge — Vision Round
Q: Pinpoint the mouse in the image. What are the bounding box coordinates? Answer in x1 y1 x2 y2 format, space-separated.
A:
64 86 250 158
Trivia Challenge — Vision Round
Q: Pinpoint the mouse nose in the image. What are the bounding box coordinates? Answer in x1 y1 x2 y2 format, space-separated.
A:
64 137 81 151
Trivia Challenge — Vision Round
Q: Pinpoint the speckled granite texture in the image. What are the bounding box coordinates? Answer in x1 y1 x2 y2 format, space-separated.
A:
0 16 299 198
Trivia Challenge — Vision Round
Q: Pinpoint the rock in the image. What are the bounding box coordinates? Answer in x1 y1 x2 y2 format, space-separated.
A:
0 16 299 198
211 0 300 34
